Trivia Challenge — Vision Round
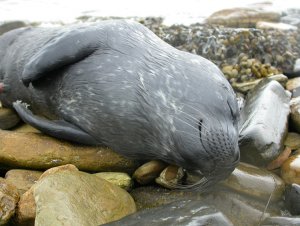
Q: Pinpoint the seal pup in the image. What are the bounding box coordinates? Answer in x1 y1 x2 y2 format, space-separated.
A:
0 20 240 190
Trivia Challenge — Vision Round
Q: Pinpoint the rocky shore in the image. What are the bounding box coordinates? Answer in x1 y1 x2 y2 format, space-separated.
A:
0 4 300 226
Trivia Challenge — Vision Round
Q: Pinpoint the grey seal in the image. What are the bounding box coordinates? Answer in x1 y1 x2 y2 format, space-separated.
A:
0 20 239 190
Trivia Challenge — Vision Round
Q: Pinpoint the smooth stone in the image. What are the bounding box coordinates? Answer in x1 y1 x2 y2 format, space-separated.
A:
34 166 136 226
132 160 167 185
290 97 300 133
281 154 300 184
205 7 280 27
104 200 234 226
232 74 288 94
0 108 20 129
0 130 138 173
262 216 300 225
286 77 300 92
15 165 78 226
267 147 292 170
0 178 19 225
13 124 41 133
94 172 133 191
284 132 300 150
5 169 42 195
223 163 285 202
239 79 291 166
0 21 27 35
15 187 36 226
256 21 297 30
155 165 185 189
284 183 300 215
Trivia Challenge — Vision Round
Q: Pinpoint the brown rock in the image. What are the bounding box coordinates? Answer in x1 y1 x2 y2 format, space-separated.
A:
14 124 41 133
94 172 133 191
284 132 300 150
0 178 19 225
155 165 185 189
0 130 138 173
281 154 300 184
256 21 297 30
34 166 136 226
267 147 292 170
5 169 43 195
15 187 35 226
133 160 167 185
206 7 280 28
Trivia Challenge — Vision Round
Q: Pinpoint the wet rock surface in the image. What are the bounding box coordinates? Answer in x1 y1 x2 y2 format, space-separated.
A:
239 79 291 166
262 216 300 225
104 199 234 226
223 163 285 202
286 77 300 97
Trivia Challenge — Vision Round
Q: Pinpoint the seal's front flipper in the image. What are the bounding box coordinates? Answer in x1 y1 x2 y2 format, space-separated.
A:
22 26 104 86
13 101 100 145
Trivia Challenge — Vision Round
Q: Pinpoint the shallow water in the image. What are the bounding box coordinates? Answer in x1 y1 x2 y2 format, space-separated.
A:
0 0 299 25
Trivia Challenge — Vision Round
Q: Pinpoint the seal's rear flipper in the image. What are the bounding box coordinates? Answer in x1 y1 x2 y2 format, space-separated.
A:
22 26 104 86
13 101 101 145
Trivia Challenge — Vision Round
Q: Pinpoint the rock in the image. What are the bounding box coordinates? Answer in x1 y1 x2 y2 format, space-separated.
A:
294 58 300 72
155 165 185 189
284 183 300 215
14 124 41 133
5 169 42 195
223 163 285 202
232 74 288 93
15 165 78 226
132 160 167 185
0 130 138 173
281 153 300 184
0 178 19 225
94 172 133 191
0 108 20 129
284 132 300 150
34 165 136 226
256 21 297 31
0 21 27 35
290 97 300 133
267 147 292 170
104 200 234 226
239 79 291 166
286 77 300 98
262 216 300 225
15 187 36 226
205 7 280 28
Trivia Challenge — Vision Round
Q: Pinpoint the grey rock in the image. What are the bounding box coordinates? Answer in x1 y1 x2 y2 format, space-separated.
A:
239 79 291 166
285 183 300 215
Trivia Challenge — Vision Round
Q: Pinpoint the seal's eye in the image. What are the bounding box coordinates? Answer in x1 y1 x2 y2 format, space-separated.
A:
227 100 237 122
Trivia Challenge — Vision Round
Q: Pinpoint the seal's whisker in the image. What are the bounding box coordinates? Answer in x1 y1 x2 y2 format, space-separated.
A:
174 129 211 143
